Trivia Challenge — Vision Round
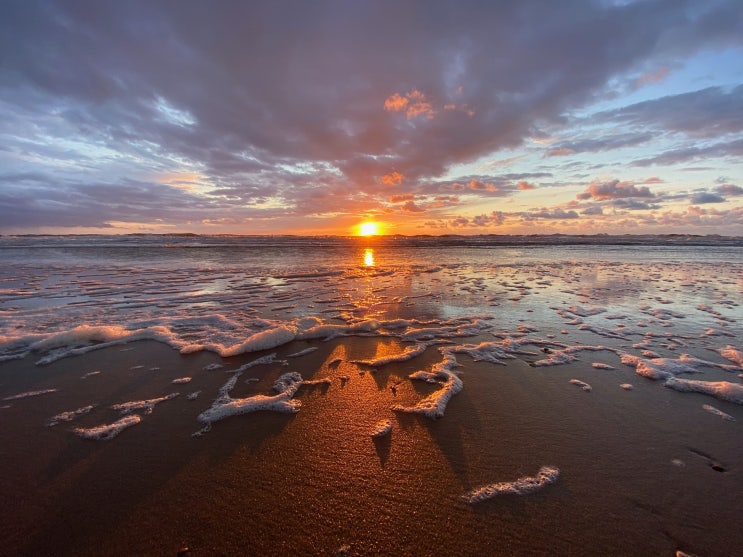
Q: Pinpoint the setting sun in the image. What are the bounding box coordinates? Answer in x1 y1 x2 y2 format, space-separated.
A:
358 222 380 236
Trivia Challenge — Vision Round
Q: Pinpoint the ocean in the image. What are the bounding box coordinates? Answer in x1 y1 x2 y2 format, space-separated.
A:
1 235 742 556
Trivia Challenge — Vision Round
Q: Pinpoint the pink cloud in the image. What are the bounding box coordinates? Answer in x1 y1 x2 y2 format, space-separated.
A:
577 179 655 200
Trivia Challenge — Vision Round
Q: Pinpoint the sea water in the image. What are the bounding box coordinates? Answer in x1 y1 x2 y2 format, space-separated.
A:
0 235 741 556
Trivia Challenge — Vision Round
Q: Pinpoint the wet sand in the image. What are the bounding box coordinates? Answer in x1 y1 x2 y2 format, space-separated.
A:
2 336 742 556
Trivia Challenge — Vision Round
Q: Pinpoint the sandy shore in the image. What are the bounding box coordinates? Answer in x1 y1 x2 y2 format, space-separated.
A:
1 333 742 556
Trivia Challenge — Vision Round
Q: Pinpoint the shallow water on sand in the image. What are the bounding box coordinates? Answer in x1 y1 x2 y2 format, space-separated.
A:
1 238 742 555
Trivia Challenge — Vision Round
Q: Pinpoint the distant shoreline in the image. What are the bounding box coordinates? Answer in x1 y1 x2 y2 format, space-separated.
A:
1 232 741 247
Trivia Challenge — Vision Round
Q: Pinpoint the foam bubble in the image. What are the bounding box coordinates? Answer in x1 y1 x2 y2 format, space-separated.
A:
172 377 192 384
463 466 560 503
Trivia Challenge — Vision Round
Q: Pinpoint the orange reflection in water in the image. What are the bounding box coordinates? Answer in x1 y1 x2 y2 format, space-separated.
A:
364 248 375 267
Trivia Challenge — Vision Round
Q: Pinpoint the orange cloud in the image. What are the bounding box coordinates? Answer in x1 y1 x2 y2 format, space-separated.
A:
517 180 536 190
383 93 408 112
384 89 435 119
380 171 404 186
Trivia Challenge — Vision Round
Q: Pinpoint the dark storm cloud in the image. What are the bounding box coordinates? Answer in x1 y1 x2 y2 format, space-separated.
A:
1 0 742 228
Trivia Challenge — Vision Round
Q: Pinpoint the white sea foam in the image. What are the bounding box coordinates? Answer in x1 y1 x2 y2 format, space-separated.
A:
532 345 611 367
182 325 298 357
620 383 634 390
629 355 702 380
627 353 741 380
393 351 462 419
578 324 630 340
172 377 192 384
47 404 96 426
352 343 429 366
569 379 592 392
463 466 560 503
665 378 743 404
32 325 176 365
592 362 615 370
232 352 282 373
3 388 58 401
74 415 142 440
401 317 492 342
111 392 179 415
197 372 304 426
452 341 519 365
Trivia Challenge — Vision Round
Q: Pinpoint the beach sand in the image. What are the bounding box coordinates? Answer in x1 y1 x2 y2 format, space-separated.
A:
2 333 742 556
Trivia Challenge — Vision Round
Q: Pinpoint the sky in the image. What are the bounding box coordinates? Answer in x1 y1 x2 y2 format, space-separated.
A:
0 0 742 236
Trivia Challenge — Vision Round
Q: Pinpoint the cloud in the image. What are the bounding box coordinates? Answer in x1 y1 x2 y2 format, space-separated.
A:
1 0 742 232
717 184 743 196
448 211 505 228
547 148 575 157
380 171 405 186
524 208 580 220
401 200 425 212
577 179 655 201
597 85 743 138
384 90 436 120
631 138 743 167
690 192 725 204
546 132 653 156
581 206 604 215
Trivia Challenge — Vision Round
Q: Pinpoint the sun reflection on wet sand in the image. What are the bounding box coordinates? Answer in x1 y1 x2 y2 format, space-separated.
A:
363 248 375 267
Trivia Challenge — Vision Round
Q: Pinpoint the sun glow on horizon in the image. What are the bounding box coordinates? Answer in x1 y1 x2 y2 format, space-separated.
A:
357 221 381 237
